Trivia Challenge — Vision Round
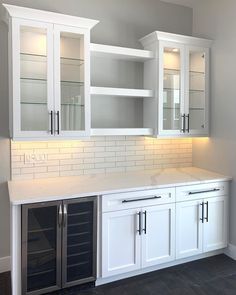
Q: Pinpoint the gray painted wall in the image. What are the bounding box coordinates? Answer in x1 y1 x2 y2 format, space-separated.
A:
192 0 236 246
0 0 193 261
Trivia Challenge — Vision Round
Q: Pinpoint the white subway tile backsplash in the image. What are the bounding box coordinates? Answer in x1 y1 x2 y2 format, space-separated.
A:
11 137 193 180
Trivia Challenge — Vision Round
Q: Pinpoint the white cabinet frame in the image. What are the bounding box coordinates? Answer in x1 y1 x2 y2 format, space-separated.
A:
10 18 54 139
54 24 91 137
185 46 210 136
158 41 185 136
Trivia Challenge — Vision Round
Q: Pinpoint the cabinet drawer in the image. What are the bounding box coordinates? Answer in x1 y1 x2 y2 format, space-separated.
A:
102 188 175 212
176 182 229 202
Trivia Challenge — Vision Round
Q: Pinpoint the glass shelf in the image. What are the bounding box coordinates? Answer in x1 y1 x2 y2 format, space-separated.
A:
21 77 47 82
189 89 205 93
164 88 180 91
164 68 180 72
21 52 84 66
21 101 84 107
164 68 205 74
61 80 84 85
20 77 84 86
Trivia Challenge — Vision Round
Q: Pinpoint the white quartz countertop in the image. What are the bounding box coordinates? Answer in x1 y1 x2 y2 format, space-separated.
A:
8 167 232 205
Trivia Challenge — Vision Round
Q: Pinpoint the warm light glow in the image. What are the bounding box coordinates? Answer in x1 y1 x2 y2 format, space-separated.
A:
172 48 179 52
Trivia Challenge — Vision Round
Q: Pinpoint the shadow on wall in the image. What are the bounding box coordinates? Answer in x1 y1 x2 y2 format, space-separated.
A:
0 18 11 260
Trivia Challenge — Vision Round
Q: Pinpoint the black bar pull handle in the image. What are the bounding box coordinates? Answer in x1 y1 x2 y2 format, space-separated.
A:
188 188 220 195
122 196 161 204
58 204 63 227
181 114 186 133
63 204 67 227
56 111 60 135
143 211 147 234
50 111 53 135
186 114 190 133
137 212 142 235
205 201 209 222
200 202 204 223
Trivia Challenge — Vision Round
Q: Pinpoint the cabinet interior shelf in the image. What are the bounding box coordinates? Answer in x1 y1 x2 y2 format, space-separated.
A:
21 77 84 86
91 128 153 136
90 43 154 62
21 52 84 66
91 86 153 98
164 88 204 93
164 68 205 75
21 102 85 107
163 107 205 111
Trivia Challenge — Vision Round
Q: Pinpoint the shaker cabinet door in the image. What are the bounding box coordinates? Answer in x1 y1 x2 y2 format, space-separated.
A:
142 203 175 268
176 200 203 259
102 209 141 277
203 196 228 252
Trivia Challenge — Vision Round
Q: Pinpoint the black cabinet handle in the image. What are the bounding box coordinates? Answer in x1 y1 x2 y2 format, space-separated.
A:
181 114 186 133
58 204 63 227
56 111 60 135
122 196 161 203
188 188 220 195
143 211 147 234
186 114 190 133
63 204 67 227
137 212 142 235
205 201 209 222
50 111 53 135
200 202 204 223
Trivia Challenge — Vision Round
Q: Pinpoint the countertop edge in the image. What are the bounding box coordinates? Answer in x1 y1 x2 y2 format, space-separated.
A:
10 176 232 206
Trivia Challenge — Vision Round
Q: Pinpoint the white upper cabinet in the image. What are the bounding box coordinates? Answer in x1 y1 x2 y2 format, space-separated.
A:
3 4 98 140
140 31 212 137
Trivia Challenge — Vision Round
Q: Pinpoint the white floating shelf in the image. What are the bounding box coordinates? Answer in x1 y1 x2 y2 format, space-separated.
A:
90 43 154 62
91 128 153 136
90 86 153 98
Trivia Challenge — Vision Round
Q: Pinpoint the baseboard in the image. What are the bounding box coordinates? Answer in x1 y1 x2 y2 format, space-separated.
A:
96 249 224 286
224 243 236 260
0 256 10 273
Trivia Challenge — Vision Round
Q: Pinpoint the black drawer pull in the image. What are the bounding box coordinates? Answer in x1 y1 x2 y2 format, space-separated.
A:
122 196 162 203
188 188 220 195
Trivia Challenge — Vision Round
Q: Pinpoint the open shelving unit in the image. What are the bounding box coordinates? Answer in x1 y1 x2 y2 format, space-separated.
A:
90 43 154 136
90 86 153 98
90 43 154 61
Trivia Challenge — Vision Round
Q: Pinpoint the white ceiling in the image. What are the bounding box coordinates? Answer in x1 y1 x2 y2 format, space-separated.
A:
161 0 195 8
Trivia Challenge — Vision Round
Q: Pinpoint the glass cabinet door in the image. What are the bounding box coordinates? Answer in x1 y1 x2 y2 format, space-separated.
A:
22 202 62 295
159 42 185 135
62 197 97 288
54 25 90 137
12 19 54 138
186 47 209 135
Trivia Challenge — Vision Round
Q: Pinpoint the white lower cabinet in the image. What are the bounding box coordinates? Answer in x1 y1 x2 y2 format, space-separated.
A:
102 208 141 277
102 203 175 278
203 196 228 252
101 183 229 280
176 196 228 259
176 200 203 259
142 204 175 268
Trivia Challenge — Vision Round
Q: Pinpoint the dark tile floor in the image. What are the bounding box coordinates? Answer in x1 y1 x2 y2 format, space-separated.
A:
1 255 236 295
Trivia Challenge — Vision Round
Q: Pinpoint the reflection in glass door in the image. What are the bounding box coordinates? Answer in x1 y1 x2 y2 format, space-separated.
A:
22 202 61 294
19 23 53 133
162 45 183 132
188 49 206 131
59 30 86 132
